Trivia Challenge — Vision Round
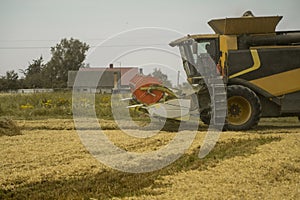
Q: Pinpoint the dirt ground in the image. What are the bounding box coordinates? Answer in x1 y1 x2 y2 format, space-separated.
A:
0 118 299 199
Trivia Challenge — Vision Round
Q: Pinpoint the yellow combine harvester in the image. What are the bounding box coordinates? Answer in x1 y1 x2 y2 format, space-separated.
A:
169 11 300 130
129 11 300 130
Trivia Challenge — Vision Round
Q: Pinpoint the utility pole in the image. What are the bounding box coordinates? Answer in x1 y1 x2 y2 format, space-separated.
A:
117 62 121 89
177 70 180 88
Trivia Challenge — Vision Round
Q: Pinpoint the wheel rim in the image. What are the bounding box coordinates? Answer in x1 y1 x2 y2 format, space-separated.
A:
227 96 252 126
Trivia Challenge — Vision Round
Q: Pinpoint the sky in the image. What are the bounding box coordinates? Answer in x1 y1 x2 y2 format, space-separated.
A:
0 0 299 85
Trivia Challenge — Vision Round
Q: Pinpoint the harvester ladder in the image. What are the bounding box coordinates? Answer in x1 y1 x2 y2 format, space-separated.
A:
209 77 227 128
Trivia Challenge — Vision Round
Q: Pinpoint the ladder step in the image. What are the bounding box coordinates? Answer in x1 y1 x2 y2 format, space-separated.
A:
214 103 227 106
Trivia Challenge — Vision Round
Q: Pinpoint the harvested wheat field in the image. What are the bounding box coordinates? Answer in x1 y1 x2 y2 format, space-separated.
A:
0 118 300 199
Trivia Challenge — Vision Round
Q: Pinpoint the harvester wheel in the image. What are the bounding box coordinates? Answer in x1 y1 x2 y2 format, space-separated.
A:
225 85 261 131
200 109 211 125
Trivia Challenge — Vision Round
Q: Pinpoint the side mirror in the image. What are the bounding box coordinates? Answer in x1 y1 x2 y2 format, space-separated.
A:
192 43 198 54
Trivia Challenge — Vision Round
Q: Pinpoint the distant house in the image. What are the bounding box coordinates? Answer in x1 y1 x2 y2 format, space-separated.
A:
67 64 140 93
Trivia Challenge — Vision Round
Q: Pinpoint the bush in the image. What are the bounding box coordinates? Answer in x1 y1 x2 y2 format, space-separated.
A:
0 92 113 119
0 92 145 120
0 92 73 119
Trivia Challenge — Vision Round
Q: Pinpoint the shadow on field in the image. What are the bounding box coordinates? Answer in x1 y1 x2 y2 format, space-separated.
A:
254 117 300 132
1 136 281 200
252 126 300 134
251 122 300 133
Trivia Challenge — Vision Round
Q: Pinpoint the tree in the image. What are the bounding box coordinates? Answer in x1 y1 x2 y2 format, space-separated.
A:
44 38 89 88
0 70 19 91
149 68 172 88
0 77 4 91
22 56 45 88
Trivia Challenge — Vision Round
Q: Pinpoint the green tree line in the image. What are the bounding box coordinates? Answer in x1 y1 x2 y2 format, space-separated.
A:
0 38 89 91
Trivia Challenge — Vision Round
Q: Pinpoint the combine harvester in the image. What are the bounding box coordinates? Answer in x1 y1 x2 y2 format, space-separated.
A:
128 11 300 130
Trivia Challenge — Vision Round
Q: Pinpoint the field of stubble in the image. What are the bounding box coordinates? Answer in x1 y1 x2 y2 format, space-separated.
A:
0 118 300 200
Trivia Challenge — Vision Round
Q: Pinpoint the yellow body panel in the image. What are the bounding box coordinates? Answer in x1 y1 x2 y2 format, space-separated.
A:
250 68 300 96
219 35 238 68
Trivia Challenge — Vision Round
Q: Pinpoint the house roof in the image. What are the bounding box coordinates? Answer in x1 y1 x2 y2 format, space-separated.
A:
68 67 139 88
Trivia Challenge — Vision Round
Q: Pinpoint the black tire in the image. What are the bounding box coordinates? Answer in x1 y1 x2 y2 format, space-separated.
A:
225 85 261 131
200 109 211 125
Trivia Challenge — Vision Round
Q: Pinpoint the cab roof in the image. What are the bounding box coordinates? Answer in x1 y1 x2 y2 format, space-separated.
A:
169 34 218 47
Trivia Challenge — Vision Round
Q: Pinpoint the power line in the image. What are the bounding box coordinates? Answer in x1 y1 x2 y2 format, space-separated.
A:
0 35 174 42
0 38 106 42
0 46 52 49
0 43 169 50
